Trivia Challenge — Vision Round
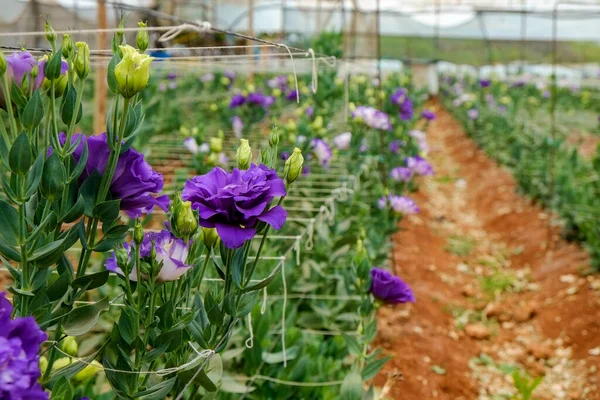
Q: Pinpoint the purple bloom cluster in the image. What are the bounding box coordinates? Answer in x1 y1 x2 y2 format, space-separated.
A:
389 140 404 154
305 106 314 119
106 230 192 282
267 75 287 90
285 90 298 101
352 106 392 131
421 110 436 121
468 109 479 120
378 194 420 215
406 155 434 176
247 92 275 108
0 293 47 399
229 94 246 109
390 167 413 183
65 133 169 218
479 79 491 88
311 138 333 167
370 268 415 304
232 116 244 138
182 164 287 248
390 88 414 121
332 132 352 150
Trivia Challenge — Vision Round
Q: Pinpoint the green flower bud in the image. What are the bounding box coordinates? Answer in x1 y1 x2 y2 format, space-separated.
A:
235 139 252 170
53 357 72 371
74 42 90 79
74 360 102 382
150 242 157 260
284 147 304 185
0 52 6 75
175 201 198 238
140 261 152 275
115 247 129 268
45 22 57 45
136 21 149 53
199 227 219 249
116 20 125 44
209 137 223 153
114 45 153 98
60 336 79 357
354 239 367 265
133 222 144 245
39 357 48 375
62 34 73 58
269 129 279 147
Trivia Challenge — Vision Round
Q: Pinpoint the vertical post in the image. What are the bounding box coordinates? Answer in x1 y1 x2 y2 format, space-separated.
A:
31 0 41 48
94 0 108 135
247 0 255 81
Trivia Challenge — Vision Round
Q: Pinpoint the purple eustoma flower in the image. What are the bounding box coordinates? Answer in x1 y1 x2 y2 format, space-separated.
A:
268 75 287 90
479 79 491 88
64 133 169 218
224 70 236 81
232 116 243 138
352 106 392 131
0 292 47 399
421 110 436 121
280 151 290 161
370 268 415 304
106 230 192 282
285 90 298 101
229 94 246 109
305 106 314 119
182 164 287 249
406 155 434 176
167 72 176 80
390 88 414 121
390 167 413 182
378 194 420 215
333 132 352 150
247 92 274 108
312 138 333 167
468 109 479 120
389 140 403 154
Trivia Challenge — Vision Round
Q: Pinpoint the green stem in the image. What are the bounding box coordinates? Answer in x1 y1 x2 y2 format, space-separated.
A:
64 78 85 150
1 73 18 138
41 321 63 382
18 196 29 315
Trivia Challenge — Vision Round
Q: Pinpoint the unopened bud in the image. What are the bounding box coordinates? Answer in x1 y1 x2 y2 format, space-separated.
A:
30 63 38 80
284 147 304 185
199 227 219 249
269 129 279 147
150 242 157 260
354 239 367 265
39 357 48 375
53 357 72 371
60 336 79 357
0 52 6 75
133 222 144 245
175 201 198 238
45 22 57 45
235 139 252 170
116 20 125 44
209 137 223 153
140 261 152 275
62 34 73 58
136 21 149 53
74 42 90 79
115 247 129 268
74 360 102 382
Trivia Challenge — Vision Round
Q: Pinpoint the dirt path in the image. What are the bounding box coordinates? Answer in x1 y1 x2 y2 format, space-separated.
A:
376 104 600 400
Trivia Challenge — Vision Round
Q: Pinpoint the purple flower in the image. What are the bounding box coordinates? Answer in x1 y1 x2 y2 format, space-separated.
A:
333 132 352 150
229 94 246 109
305 106 314 119
479 79 491 88
184 137 200 154
390 88 414 121
421 110 436 121
378 194 419 215
389 140 403 154
182 164 287 249
200 73 215 82
247 92 274 108
285 90 298 101
268 75 287 90
35 56 68 89
224 70 236 81
543 90 551 99
312 138 332 167
468 109 479 120
106 230 192 282
168 81 177 90
6 52 36 88
65 133 169 218
359 139 369 153
390 88 407 105
0 293 48 399
280 151 290 161
511 80 526 88
232 116 243 138
167 72 176 80
352 106 392 131
390 167 413 182
370 268 415 304
406 155 434 176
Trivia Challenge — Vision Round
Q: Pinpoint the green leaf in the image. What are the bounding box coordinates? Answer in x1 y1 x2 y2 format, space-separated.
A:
0 238 21 262
155 300 174 330
142 342 170 364
30 238 65 261
93 199 121 222
60 84 82 126
61 195 85 223
0 200 19 246
25 154 44 199
22 90 45 129
0 118 10 169
93 237 122 252
71 270 109 291
262 346 299 364
45 49 64 80
242 264 280 293
133 377 177 399
231 247 246 289
10 82 26 108
40 153 65 200
342 333 362 356
236 291 258 317
340 371 363 400
103 224 129 239
117 306 139 345
47 271 71 302
107 54 121 94
64 297 109 336
50 376 73 400
45 348 102 387
154 329 183 353
361 356 391 381
9 132 32 175
79 171 102 217
68 138 88 182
